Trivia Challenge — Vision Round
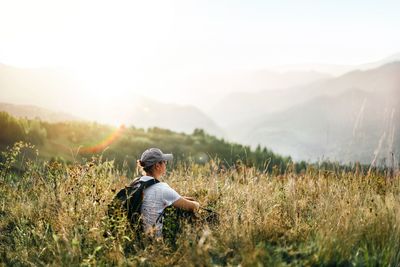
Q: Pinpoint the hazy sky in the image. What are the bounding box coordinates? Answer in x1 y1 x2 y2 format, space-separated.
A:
1 0 400 104
1 0 399 68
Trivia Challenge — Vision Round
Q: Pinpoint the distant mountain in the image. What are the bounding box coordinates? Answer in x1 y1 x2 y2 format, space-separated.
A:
198 69 331 93
0 102 82 122
212 62 400 127
209 85 318 127
207 71 331 125
109 96 226 137
358 52 400 71
271 52 400 76
159 69 331 112
309 61 400 97
226 62 400 164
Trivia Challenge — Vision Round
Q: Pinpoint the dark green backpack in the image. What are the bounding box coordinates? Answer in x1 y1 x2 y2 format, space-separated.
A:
106 178 159 236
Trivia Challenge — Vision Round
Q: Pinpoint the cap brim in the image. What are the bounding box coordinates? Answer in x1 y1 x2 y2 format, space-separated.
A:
162 154 173 161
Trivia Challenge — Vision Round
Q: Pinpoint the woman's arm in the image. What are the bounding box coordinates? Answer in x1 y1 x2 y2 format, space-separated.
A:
172 197 200 212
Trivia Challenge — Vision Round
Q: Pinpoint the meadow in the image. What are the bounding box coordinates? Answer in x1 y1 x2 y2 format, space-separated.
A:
1 142 400 266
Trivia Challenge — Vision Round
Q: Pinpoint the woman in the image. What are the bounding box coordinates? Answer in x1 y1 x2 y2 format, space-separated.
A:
137 147 199 238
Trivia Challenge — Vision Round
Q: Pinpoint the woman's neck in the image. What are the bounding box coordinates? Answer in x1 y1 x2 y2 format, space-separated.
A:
146 173 162 181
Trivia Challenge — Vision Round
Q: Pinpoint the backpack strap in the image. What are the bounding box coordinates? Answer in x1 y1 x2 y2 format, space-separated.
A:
139 178 159 189
127 177 159 189
117 178 159 204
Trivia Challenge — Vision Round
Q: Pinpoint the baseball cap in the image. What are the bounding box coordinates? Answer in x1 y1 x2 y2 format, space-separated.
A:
140 148 173 168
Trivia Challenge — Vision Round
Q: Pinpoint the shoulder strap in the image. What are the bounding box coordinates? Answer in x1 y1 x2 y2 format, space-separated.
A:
140 178 159 189
124 177 159 194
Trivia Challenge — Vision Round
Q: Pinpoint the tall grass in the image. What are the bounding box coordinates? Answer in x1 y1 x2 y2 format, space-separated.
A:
1 142 400 266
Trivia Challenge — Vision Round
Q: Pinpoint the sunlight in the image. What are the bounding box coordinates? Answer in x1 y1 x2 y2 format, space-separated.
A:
0 0 176 102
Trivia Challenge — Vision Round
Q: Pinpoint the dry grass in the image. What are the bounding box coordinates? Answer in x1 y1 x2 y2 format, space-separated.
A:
1 143 400 266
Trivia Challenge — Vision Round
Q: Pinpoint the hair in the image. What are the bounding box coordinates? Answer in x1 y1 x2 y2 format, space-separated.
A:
137 160 155 176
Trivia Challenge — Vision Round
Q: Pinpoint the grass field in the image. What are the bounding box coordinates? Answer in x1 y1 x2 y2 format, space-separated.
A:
1 142 400 266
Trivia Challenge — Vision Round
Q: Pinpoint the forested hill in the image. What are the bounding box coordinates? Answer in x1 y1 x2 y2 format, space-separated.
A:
0 111 297 173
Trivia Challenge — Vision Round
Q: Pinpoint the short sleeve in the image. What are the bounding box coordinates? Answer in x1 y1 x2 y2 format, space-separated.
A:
160 182 181 206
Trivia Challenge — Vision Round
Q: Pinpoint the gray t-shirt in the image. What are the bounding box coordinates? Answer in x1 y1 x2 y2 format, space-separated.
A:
139 176 181 237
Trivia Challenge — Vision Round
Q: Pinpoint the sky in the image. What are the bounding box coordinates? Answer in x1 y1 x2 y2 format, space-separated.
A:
1 0 400 103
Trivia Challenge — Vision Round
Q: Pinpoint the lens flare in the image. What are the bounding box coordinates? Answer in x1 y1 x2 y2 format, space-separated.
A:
79 125 126 154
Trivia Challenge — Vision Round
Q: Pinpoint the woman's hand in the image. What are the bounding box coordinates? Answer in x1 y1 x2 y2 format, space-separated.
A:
193 201 200 211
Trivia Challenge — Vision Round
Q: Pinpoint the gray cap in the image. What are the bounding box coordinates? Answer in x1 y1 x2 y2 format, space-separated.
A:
140 148 173 168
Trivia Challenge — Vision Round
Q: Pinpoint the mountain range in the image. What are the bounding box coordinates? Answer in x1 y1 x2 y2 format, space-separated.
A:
0 57 399 164
221 62 400 164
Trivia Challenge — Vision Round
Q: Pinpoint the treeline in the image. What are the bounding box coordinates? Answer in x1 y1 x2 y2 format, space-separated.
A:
0 112 47 146
0 111 384 176
0 112 297 173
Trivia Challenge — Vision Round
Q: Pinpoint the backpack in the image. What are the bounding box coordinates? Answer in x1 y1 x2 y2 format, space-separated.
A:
106 177 159 236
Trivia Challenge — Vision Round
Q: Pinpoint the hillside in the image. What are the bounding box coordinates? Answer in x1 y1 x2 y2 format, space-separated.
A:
0 102 82 122
1 150 399 266
0 111 291 173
